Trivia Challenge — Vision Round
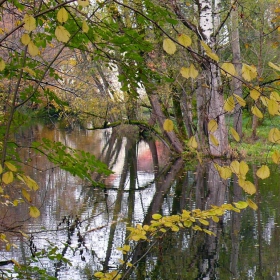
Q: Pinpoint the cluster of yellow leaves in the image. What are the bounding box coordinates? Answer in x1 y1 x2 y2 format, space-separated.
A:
94 271 121 280
0 162 40 218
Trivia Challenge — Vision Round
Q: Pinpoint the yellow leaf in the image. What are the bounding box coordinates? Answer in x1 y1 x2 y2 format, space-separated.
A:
230 160 240 174
78 0 90 7
242 64 257 81
268 128 280 143
5 162 17 172
199 219 209 226
230 127 240 142
247 199 258 210
224 96 235 112
272 150 280 164
94 272 104 278
256 165 270 179
152 214 162 220
23 175 39 191
163 119 174 132
29 206 40 218
201 41 219 61
268 99 279 115
22 189 31 202
2 171 14 184
234 94 246 107
250 88 260 100
221 62 236 77
238 179 256 195
180 67 190 78
212 216 219 223
201 41 212 53
28 41 39 56
55 26 71 43
21 33 31 45
270 91 280 101
163 38 176 55
23 14 36 32
0 165 2 174
268 61 280 71
82 20 89 33
251 106 263 118
233 201 248 209
23 67 36 77
188 136 198 149
210 134 219 146
178 34 192 47
260 96 269 107
208 119 218 133
57 8 69 23
218 166 232 180
0 58 5 71
188 64 198 79
239 161 249 177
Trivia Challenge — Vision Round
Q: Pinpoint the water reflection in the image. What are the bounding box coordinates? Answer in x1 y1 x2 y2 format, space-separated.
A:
1 124 280 279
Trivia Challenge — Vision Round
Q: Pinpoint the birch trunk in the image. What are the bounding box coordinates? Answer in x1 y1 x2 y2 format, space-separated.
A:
199 0 229 157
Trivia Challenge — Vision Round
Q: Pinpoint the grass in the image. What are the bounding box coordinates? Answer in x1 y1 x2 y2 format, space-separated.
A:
229 115 280 162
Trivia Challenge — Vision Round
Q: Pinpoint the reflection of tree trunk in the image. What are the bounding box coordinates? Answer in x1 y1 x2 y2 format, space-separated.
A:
197 161 227 279
252 164 264 279
230 174 242 278
123 158 184 279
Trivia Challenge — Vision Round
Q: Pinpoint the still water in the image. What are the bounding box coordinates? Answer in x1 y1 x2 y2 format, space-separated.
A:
1 124 280 279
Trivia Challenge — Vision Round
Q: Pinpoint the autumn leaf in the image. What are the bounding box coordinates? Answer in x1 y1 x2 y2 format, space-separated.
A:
251 106 263 118
272 150 280 164
250 88 260 100
23 14 36 32
55 26 71 43
188 136 198 149
28 41 39 56
210 134 219 146
208 119 218 133
22 189 31 203
242 64 257 81
2 171 14 184
268 128 280 143
29 206 40 218
234 94 246 107
233 201 248 209
5 162 17 172
0 59 5 71
82 21 89 33
270 91 280 101
238 179 256 195
57 8 69 23
247 199 258 210
256 165 270 179
224 96 235 112
267 99 279 115
178 34 192 47
268 61 280 72
221 62 236 77
21 33 31 45
230 127 240 142
163 119 174 132
163 38 176 55
78 0 90 7
152 213 162 220
180 64 198 79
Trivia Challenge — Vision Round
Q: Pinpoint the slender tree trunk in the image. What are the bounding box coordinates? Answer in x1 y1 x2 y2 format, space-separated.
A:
231 0 243 136
199 0 229 157
149 93 184 154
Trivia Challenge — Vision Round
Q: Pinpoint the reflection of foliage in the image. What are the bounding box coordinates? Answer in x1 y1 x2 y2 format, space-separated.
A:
94 201 256 279
32 138 112 186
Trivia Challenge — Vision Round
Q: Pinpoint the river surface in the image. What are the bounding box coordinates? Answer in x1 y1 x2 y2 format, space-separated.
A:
1 123 280 279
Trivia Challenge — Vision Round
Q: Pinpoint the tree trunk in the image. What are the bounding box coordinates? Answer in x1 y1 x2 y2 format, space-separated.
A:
231 0 243 136
199 0 229 157
149 93 184 154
